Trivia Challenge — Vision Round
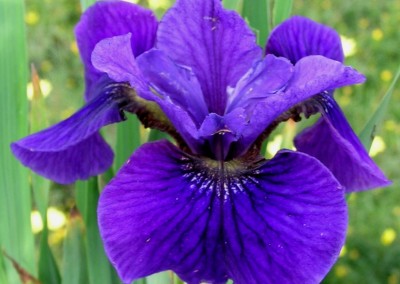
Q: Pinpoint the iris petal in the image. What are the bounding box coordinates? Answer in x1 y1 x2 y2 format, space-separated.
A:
98 140 347 283
157 0 262 114
11 86 128 184
92 35 203 154
137 49 208 125
266 16 344 63
294 96 391 191
98 141 230 283
235 55 365 156
75 1 157 100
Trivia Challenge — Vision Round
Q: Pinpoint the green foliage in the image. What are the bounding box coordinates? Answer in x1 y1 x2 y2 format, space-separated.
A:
242 0 271 46
61 211 89 284
2 0 399 283
359 65 400 149
0 0 35 283
75 178 120 284
273 0 293 27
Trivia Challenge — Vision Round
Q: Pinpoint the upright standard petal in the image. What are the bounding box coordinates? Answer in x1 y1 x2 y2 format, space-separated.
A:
11 85 130 184
137 49 208 125
75 0 157 100
98 140 347 283
157 0 262 114
266 16 344 63
234 55 365 156
294 96 390 191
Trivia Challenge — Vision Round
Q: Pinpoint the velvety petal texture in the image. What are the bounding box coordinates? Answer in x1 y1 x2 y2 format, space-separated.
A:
266 16 344 63
265 14 388 192
157 0 262 114
98 140 347 283
75 0 158 100
11 88 127 184
294 96 390 191
234 55 365 156
137 49 208 125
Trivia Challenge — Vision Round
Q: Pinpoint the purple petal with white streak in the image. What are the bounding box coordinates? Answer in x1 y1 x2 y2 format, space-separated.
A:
234 55 365 156
157 0 262 114
98 140 347 283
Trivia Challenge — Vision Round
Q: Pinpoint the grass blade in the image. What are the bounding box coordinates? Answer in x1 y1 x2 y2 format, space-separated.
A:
61 210 89 284
145 272 174 284
242 0 271 46
28 64 62 284
272 0 293 27
222 0 243 12
0 252 7 284
80 0 96 11
76 178 120 284
359 65 400 149
114 116 142 172
0 0 35 282
38 227 61 284
147 129 169 142
29 65 50 221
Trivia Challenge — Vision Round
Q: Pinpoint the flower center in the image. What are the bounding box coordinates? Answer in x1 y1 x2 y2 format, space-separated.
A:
180 155 264 199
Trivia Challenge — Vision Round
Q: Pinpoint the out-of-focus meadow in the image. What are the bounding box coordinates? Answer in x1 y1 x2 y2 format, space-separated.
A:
20 0 400 283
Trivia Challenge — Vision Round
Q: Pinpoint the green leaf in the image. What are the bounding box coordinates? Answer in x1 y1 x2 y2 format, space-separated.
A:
172 273 184 284
359 65 400 150
80 0 96 11
29 64 51 222
38 227 61 284
145 272 173 284
27 65 61 284
114 115 142 172
61 210 89 284
0 0 35 282
147 129 169 142
242 0 271 46
272 0 293 27
0 252 7 284
75 178 120 284
222 0 243 12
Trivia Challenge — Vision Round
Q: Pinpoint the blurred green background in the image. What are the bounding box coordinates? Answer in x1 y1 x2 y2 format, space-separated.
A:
19 0 400 283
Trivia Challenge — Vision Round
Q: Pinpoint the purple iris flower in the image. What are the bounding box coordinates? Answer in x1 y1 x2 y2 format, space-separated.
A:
10 0 388 283
266 16 391 192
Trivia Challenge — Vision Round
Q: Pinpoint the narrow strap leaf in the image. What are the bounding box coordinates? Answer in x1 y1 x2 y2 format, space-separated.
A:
222 0 243 12
242 0 271 46
61 210 89 284
272 0 294 27
359 65 400 149
0 0 35 282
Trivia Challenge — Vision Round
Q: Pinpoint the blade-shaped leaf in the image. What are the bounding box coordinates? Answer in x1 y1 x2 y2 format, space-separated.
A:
0 252 7 284
0 0 35 282
114 116 142 172
359 65 400 149
80 0 96 11
272 0 293 27
30 64 50 220
145 272 173 284
242 0 271 46
75 178 120 284
61 210 89 284
38 227 61 284
147 129 169 142
222 0 243 12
